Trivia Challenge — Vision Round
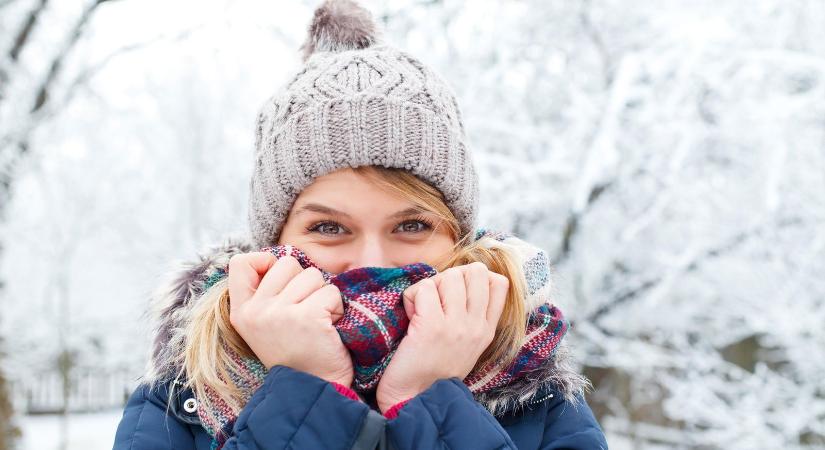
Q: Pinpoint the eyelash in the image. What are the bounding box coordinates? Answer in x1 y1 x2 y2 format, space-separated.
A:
305 217 435 236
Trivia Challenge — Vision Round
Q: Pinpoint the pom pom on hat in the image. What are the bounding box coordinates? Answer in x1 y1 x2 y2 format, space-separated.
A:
300 0 381 62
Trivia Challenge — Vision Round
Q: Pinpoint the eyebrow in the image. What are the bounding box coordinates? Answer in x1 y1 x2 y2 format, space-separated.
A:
294 203 427 220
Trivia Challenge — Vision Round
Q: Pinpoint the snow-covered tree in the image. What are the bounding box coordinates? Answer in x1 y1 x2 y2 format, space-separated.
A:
371 0 825 447
2 0 823 448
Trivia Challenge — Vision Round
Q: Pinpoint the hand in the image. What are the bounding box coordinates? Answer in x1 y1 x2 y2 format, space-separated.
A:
375 262 509 413
227 252 354 387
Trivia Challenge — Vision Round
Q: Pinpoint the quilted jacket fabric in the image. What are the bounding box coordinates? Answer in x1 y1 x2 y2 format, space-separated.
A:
113 365 607 449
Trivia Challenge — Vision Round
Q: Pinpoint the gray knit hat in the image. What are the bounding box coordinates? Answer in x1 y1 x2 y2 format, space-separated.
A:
248 0 479 247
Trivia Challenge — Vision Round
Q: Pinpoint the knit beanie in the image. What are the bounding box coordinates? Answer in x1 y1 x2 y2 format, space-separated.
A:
248 0 479 248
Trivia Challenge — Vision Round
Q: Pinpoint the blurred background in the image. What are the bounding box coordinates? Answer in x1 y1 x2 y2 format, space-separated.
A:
1 0 823 448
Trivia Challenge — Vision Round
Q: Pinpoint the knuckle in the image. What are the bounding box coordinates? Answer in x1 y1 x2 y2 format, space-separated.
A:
491 272 509 288
444 267 463 280
304 269 320 282
303 266 324 281
469 261 488 273
323 283 341 296
228 253 247 269
277 255 300 272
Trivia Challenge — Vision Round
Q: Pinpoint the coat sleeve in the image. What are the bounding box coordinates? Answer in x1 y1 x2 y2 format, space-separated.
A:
113 365 381 450
221 365 374 449
384 378 518 450
539 392 608 450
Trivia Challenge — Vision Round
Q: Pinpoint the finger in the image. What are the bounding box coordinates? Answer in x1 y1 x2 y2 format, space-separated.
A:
465 262 490 318
227 252 277 313
436 267 467 316
402 283 418 319
486 273 509 326
277 266 326 304
256 255 303 298
410 278 444 320
402 272 442 318
301 284 345 322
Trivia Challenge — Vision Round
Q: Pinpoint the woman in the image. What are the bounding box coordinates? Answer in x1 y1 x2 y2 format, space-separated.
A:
113 1 608 449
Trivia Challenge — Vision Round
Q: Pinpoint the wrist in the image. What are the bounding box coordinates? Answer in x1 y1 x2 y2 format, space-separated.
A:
320 366 354 388
268 364 353 388
324 373 353 387
302 367 353 388
378 388 422 413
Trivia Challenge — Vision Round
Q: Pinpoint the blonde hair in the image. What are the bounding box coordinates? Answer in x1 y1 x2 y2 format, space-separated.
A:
175 166 528 414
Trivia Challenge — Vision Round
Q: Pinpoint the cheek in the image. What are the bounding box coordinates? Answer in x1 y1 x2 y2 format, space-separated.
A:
413 235 456 267
298 246 350 274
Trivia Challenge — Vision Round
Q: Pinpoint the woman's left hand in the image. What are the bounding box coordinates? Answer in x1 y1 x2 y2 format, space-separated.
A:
376 262 509 413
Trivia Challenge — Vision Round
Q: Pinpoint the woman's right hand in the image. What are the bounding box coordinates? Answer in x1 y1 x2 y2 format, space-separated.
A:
227 252 354 387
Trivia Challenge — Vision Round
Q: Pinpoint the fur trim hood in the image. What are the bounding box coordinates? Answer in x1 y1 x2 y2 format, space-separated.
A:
142 232 589 417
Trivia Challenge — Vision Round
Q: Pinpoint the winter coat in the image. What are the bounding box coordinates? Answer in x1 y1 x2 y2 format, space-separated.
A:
112 237 608 449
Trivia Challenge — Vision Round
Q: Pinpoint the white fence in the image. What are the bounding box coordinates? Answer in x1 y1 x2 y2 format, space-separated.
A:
11 368 139 414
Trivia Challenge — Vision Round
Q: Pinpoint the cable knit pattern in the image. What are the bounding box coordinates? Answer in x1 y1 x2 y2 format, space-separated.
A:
248 0 478 247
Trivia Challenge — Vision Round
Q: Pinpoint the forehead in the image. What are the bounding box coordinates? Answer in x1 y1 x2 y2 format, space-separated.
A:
293 168 418 214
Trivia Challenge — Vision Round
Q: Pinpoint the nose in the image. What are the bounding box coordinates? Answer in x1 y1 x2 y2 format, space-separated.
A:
347 236 393 270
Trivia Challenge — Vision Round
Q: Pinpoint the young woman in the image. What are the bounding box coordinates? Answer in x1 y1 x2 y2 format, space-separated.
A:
113 1 608 449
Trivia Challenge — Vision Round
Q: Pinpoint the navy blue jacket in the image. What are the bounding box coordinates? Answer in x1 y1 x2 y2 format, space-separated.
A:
113 365 607 449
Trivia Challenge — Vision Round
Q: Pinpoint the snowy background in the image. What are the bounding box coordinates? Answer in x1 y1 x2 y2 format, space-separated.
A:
1 0 824 449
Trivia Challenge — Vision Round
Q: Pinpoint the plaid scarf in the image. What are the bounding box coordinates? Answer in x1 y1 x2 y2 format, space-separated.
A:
197 229 568 448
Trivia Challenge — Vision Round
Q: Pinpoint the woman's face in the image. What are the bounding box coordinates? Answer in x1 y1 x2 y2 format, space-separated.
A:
277 168 456 274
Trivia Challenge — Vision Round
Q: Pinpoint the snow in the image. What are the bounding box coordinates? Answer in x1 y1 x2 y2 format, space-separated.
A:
17 411 122 450
2 0 824 448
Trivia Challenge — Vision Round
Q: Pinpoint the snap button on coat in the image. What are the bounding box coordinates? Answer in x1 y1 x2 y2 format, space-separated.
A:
183 397 198 413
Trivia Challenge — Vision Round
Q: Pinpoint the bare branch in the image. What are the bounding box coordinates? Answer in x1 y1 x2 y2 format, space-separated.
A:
0 0 49 102
7 0 48 62
30 0 106 113
55 27 200 112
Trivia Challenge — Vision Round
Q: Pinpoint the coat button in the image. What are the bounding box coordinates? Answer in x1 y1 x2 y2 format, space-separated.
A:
183 398 198 413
